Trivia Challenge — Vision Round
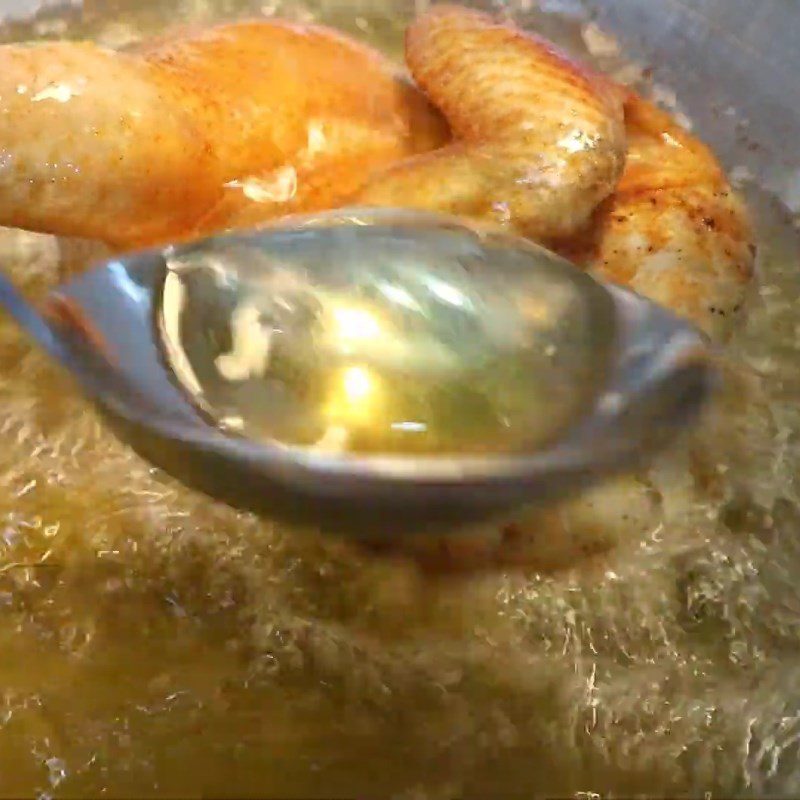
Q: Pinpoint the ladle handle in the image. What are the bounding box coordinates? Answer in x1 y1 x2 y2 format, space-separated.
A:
0 271 64 360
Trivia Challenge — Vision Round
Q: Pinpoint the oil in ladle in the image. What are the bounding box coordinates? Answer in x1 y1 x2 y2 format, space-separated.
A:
157 221 618 456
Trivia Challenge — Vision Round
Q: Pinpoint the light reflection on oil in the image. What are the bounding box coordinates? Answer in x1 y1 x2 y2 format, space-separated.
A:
330 304 383 342
30 80 82 103
325 364 380 428
340 364 373 401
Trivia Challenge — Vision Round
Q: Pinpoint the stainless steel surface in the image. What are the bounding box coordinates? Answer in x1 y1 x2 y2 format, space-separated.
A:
586 0 800 213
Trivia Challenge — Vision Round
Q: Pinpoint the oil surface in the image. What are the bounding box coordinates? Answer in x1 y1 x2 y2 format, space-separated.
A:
0 1 798 798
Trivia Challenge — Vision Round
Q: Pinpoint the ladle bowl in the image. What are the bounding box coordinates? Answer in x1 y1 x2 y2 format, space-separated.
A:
0 208 716 539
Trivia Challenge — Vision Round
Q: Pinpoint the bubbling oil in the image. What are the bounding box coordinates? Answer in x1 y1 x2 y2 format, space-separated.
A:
0 1 798 798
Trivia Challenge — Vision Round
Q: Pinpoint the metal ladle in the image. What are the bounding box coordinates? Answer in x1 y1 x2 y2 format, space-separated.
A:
0 208 715 540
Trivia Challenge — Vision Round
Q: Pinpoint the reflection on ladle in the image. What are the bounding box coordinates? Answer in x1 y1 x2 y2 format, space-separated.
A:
0 208 715 539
